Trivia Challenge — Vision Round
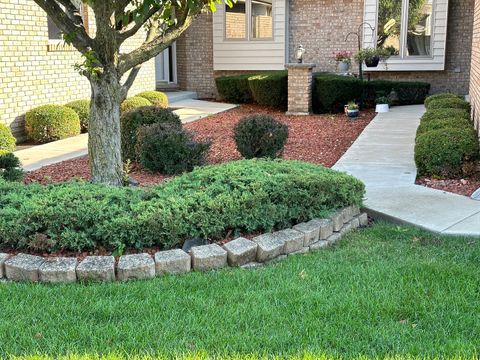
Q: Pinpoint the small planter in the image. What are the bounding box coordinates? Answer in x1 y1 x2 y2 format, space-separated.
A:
375 103 389 113
365 56 380 67
346 109 359 118
338 62 350 74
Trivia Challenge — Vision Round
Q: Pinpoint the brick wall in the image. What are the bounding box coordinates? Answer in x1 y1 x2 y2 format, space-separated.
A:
470 0 480 137
0 1 155 140
176 13 216 99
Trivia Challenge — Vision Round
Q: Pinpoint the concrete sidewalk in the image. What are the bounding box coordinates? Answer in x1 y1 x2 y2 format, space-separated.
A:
333 105 480 237
14 94 237 171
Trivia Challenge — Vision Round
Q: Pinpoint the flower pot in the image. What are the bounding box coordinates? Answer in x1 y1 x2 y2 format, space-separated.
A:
346 109 359 118
375 103 389 113
365 56 380 67
338 61 349 74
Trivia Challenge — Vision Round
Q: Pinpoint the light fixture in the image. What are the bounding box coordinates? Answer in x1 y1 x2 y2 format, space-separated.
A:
295 45 305 63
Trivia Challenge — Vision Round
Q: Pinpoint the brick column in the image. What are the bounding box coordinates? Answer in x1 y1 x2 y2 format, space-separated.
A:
285 63 316 115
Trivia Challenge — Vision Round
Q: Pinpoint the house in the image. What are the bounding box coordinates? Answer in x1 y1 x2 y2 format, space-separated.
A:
0 0 479 140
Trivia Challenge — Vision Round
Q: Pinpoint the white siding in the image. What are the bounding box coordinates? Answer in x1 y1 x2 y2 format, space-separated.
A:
363 0 449 71
213 0 287 71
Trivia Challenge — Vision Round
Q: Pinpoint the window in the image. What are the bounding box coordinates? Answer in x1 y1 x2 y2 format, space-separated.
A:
47 0 86 42
363 0 446 70
225 0 273 40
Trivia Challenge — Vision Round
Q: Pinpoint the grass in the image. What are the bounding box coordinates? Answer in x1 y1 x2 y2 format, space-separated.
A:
1 223 480 359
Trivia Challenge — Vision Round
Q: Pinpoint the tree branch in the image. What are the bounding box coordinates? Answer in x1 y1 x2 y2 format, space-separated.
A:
117 6 161 43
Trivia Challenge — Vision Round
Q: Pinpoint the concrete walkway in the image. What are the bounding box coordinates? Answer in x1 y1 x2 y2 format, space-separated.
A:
333 105 480 237
14 93 237 171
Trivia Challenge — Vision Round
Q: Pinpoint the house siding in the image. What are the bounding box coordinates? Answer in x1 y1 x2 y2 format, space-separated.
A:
0 1 155 140
470 0 480 136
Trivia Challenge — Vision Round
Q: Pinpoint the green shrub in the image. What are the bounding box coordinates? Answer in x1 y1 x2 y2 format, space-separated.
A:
0 124 16 153
363 80 430 106
424 93 463 108
0 153 23 182
313 73 364 113
215 74 253 103
136 91 168 108
137 123 211 175
416 117 471 136
248 71 288 108
25 105 81 143
65 99 90 133
0 160 364 253
121 96 152 113
420 108 470 123
426 97 471 112
121 106 182 161
234 114 288 159
415 127 479 177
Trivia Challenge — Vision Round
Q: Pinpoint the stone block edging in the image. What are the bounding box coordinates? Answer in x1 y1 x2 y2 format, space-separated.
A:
0 206 368 284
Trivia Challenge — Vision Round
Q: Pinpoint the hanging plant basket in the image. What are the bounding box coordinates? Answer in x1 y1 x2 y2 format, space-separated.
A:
365 56 380 68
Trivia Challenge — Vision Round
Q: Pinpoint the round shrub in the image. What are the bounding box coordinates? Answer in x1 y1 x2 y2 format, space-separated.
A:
424 93 462 108
234 115 289 159
0 123 16 153
65 99 90 133
25 105 81 143
0 159 364 252
416 117 471 136
121 106 182 161
0 152 23 182
137 123 211 175
420 108 470 123
415 127 479 177
136 91 168 108
121 96 152 113
426 97 471 112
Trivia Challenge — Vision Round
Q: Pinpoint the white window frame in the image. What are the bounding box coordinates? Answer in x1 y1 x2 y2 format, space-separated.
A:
362 0 449 71
224 0 274 41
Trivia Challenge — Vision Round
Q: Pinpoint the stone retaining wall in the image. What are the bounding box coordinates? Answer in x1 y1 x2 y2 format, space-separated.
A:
0 206 368 284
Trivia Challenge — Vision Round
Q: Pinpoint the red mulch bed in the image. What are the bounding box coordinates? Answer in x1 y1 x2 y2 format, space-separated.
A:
416 177 480 198
24 104 375 186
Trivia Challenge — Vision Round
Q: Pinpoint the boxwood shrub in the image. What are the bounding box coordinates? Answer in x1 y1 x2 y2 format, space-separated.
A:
420 108 470 123
0 159 364 253
65 99 90 133
416 117 471 136
121 96 152 113
313 73 364 113
121 106 182 161
215 74 253 103
363 80 430 106
426 97 471 112
415 127 479 177
248 71 288 108
25 105 81 143
136 91 168 108
424 93 463 108
0 123 16 153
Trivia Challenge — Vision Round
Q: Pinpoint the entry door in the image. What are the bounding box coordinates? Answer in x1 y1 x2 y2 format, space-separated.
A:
155 43 177 84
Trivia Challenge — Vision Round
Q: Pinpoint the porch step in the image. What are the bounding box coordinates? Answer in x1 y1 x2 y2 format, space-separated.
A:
165 91 198 104
156 81 180 91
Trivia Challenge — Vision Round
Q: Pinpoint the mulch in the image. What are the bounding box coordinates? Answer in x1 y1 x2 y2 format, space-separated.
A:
24 104 376 186
416 177 480 198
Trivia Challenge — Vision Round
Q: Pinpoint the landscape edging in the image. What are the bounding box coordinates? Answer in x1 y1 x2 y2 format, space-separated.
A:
0 206 368 284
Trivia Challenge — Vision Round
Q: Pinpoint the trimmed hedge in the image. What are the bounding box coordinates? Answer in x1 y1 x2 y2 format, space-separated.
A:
424 93 463 108
313 73 364 113
363 80 430 106
248 71 288 108
121 96 152 113
416 117 471 136
0 124 16 153
121 106 182 161
136 91 168 108
426 97 471 112
0 159 364 253
25 105 81 143
415 127 479 177
215 74 253 103
65 99 90 133
420 108 470 123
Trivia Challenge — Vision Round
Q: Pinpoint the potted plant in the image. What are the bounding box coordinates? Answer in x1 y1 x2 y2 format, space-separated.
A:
334 50 352 74
375 96 390 113
345 101 360 118
354 47 392 68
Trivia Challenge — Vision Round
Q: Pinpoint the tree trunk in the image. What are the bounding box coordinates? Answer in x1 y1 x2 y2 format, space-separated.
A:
88 70 124 186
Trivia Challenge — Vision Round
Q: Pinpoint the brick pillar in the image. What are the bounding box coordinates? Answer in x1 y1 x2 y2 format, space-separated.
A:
285 63 316 115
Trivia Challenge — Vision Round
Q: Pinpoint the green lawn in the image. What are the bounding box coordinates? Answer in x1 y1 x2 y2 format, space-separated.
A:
1 223 480 359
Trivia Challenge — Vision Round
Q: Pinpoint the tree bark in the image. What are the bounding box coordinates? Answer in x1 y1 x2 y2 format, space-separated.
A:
88 69 124 186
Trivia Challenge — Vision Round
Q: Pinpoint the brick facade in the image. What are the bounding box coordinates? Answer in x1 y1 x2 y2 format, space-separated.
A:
0 1 155 140
470 0 480 136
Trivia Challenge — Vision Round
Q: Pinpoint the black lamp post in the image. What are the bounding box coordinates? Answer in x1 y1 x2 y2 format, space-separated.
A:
345 22 375 81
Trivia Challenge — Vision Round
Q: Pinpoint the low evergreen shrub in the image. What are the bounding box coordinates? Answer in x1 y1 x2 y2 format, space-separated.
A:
65 99 90 133
0 124 16 153
121 106 182 161
121 96 152 113
136 91 168 108
420 108 470 123
0 153 23 182
248 71 288 108
313 74 364 113
363 80 430 106
137 123 211 175
25 105 81 143
234 114 288 159
215 74 253 103
424 93 463 108
0 160 364 253
416 117 471 136
426 97 471 112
